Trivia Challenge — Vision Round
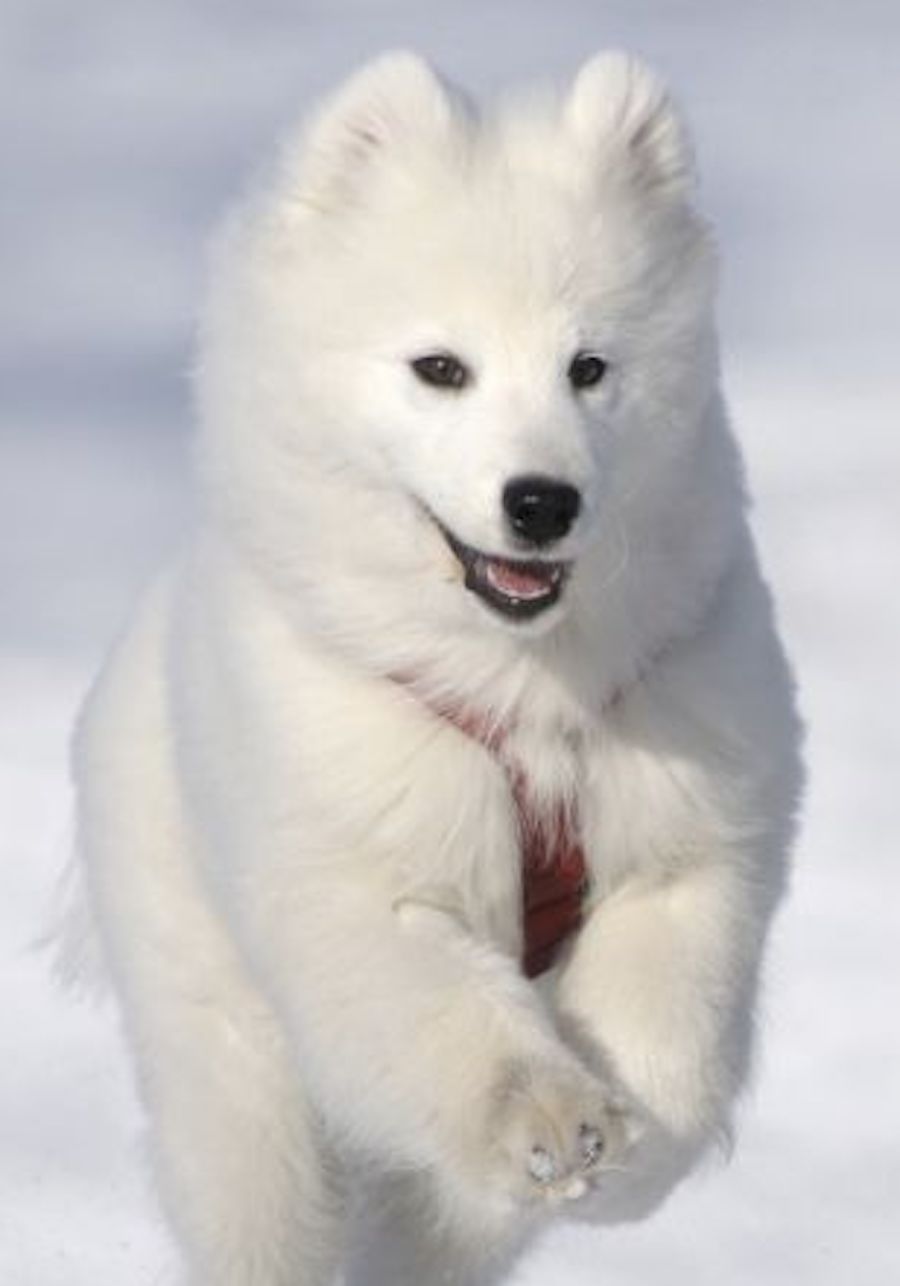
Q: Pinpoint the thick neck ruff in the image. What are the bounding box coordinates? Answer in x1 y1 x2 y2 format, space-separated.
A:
399 685 589 978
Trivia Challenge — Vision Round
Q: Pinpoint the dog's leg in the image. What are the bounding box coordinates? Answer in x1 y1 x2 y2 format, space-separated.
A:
73 621 344 1285
552 589 800 1219
241 865 642 1248
80 831 344 1286
139 975 342 1286
559 861 764 1143
554 860 761 1222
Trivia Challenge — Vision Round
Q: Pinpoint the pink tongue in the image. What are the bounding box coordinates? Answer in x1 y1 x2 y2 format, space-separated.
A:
485 558 553 600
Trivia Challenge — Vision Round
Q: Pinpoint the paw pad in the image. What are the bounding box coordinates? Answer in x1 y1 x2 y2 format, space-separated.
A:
527 1145 559 1185
579 1122 604 1169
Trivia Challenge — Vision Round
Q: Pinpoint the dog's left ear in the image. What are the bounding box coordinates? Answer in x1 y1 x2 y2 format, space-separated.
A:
566 52 694 197
288 51 467 215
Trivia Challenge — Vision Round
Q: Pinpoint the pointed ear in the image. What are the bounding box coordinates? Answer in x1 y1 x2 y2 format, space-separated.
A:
288 51 464 213
566 52 694 196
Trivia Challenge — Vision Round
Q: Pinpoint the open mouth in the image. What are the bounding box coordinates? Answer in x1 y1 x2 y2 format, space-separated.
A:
440 524 571 621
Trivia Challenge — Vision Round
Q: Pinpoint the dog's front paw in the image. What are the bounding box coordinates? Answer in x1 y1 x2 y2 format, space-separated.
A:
486 1057 641 1208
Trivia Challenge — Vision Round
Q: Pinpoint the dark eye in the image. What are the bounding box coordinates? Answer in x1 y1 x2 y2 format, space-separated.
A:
568 351 608 391
410 352 470 391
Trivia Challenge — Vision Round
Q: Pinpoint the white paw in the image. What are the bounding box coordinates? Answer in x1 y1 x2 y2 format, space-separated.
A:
487 1057 642 1208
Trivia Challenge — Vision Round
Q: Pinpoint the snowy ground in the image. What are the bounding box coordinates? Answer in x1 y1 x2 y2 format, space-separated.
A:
2 2 899 1282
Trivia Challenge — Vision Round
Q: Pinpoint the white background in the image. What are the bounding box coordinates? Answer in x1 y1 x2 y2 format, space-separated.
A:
2 2 898 1282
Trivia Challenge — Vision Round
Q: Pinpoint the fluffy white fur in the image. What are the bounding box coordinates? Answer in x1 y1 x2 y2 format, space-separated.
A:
71 51 802 1286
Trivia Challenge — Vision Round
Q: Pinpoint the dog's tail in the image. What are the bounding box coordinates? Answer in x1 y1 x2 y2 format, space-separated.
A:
40 854 108 1001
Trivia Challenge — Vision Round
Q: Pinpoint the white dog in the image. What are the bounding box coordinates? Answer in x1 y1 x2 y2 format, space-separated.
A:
70 51 802 1285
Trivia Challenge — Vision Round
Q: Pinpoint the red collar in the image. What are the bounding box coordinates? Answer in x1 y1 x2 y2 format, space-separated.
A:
401 685 589 978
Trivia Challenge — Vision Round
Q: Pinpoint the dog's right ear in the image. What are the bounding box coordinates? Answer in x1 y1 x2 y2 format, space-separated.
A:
566 52 694 198
286 52 463 214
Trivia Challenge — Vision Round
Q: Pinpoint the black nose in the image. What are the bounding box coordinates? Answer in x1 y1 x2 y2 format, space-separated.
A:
502 475 582 546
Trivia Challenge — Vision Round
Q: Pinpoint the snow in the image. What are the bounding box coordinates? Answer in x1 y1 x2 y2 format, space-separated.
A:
2 1 899 1281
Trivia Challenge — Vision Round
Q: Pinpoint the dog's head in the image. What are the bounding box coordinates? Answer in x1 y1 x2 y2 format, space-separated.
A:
198 53 723 652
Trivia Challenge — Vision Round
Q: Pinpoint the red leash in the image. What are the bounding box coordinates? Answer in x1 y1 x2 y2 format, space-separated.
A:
512 771 588 978
407 694 588 978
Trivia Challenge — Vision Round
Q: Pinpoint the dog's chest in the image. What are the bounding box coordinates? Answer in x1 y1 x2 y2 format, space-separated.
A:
496 722 590 978
403 686 595 976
